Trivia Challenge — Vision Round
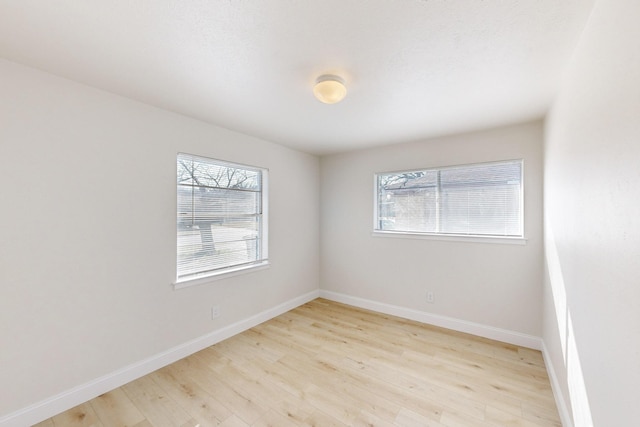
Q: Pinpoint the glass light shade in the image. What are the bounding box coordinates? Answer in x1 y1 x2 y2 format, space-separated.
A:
313 75 347 104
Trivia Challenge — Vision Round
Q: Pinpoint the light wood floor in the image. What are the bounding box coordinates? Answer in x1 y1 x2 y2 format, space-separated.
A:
34 299 561 427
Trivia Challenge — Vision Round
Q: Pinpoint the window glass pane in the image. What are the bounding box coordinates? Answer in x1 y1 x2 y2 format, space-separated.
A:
378 171 438 232
376 160 522 237
177 153 266 281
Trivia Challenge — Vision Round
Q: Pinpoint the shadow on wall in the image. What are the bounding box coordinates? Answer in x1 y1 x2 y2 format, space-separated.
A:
546 224 593 426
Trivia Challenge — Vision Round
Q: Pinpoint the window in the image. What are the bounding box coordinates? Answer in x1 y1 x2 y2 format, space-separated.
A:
176 153 268 283
375 160 523 238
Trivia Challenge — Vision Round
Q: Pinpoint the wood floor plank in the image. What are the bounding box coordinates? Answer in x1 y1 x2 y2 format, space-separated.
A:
344 352 485 419
247 356 312 399
36 298 561 427
150 363 232 426
300 384 364 425
303 410 348 427
440 409 496 427
394 408 447 427
306 352 444 422
179 356 268 425
352 410 396 427
485 404 545 427
251 409 301 427
217 414 249 427
195 354 299 420
48 402 103 427
121 375 193 427
89 388 146 427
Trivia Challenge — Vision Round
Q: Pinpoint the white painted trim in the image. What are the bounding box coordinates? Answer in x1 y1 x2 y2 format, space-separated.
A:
371 231 527 245
0 290 320 427
542 341 574 427
173 261 271 290
319 290 542 350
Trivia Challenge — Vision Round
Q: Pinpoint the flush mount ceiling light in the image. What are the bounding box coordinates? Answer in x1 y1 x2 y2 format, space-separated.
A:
313 74 347 104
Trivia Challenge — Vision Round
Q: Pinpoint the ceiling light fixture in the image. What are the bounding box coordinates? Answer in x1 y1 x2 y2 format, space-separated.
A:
313 74 347 104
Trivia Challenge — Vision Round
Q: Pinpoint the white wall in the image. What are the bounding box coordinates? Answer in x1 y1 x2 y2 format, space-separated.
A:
0 59 319 420
320 122 543 338
543 0 640 425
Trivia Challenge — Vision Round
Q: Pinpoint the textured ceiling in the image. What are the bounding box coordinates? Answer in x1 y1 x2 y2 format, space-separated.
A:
0 1 594 155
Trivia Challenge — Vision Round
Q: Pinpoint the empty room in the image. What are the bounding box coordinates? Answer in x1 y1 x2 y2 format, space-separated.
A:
1 1 638 426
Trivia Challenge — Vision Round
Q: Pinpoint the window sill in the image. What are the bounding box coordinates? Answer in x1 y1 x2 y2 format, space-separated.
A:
173 261 271 290
371 231 527 245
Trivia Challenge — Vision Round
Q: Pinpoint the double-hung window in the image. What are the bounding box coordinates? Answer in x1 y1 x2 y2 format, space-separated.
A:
375 160 523 238
176 153 268 284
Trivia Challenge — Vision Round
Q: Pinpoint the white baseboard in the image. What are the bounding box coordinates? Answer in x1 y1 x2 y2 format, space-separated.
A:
541 341 573 427
319 290 542 350
0 290 320 427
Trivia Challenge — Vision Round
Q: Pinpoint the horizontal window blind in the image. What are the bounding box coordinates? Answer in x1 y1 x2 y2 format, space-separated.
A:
177 153 267 281
376 160 523 237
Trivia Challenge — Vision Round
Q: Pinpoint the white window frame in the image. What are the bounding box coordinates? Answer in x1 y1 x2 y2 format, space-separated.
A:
174 153 269 289
373 159 525 245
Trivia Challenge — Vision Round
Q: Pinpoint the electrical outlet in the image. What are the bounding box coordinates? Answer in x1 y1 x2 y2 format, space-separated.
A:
427 291 435 304
212 305 221 319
